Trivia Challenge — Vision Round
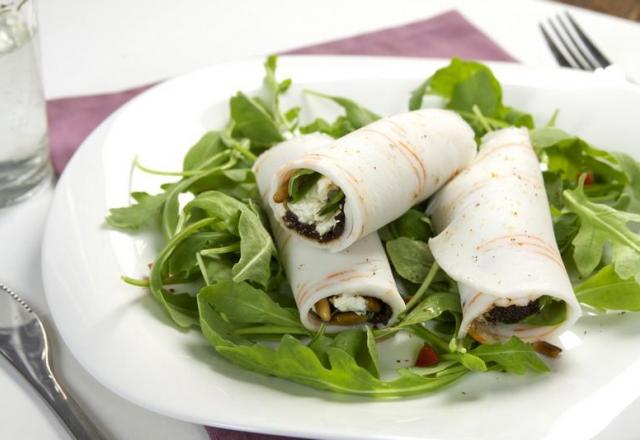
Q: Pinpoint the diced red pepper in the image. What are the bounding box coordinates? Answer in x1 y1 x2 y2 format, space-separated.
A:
415 344 439 367
582 171 594 186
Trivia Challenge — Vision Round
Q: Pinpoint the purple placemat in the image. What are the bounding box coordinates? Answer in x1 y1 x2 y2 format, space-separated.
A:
46 9 514 440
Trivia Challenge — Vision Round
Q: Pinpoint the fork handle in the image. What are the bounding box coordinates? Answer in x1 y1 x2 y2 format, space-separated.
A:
7 350 109 440
32 372 109 440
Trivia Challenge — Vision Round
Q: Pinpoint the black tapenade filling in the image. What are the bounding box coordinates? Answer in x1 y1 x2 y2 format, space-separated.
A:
369 303 392 325
484 299 540 324
282 203 345 242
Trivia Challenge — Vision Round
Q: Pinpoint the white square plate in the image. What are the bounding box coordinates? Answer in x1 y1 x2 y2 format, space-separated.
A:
42 56 640 440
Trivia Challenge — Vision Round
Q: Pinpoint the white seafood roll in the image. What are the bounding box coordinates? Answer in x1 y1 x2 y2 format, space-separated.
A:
269 109 476 252
254 134 405 332
428 127 581 344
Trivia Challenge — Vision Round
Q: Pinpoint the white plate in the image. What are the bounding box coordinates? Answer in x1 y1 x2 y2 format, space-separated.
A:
42 56 640 440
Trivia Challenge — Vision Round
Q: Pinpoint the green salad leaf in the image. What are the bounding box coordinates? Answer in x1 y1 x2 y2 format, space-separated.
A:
575 265 640 311
379 208 432 242
563 179 640 282
182 131 226 172
471 337 549 375
185 191 276 287
287 169 322 202
317 188 344 216
532 127 626 186
399 292 461 328
199 281 305 335
385 237 434 284
409 58 533 137
300 116 355 138
520 296 567 326
262 55 299 132
106 191 166 231
230 91 284 146
198 287 469 397
305 90 380 129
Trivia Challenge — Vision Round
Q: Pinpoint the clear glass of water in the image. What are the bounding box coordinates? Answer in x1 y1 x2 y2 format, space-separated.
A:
0 0 51 207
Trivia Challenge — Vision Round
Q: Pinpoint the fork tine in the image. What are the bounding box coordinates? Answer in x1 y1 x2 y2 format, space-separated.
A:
539 23 572 68
556 15 598 70
564 12 611 68
547 18 585 70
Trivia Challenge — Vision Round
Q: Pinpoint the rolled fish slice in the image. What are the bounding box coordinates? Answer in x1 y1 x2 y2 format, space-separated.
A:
269 109 476 252
427 127 581 343
253 134 405 332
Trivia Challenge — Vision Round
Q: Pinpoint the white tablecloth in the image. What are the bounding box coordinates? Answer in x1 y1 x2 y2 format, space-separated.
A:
2 1 639 438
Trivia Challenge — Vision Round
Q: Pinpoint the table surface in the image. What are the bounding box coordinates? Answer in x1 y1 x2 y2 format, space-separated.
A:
2 1 639 439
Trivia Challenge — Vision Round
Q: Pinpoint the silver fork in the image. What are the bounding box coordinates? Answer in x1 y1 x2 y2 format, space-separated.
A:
0 282 108 440
539 12 636 84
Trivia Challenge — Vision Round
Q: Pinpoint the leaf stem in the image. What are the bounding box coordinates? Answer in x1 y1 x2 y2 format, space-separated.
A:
400 262 440 319
545 109 560 127
407 325 451 353
200 242 241 256
133 151 231 177
234 326 309 336
121 275 149 287
458 110 508 129
472 105 493 133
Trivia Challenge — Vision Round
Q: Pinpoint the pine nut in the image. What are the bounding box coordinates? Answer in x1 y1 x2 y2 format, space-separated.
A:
330 312 367 325
314 298 331 322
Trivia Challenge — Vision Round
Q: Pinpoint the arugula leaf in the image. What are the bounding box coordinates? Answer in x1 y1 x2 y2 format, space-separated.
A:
471 337 549 375
168 231 234 279
287 169 322 203
106 191 166 231
575 265 640 311
317 189 345 216
182 131 226 172
543 171 566 209
150 218 218 327
563 180 640 281
234 209 277 286
262 55 298 132
532 127 626 185
460 353 488 372
300 116 356 138
399 292 461 327
305 90 380 129
379 209 432 242
197 254 234 285
553 213 579 254
185 191 276 287
443 352 487 372
199 281 303 330
189 168 258 201
331 327 380 377
161 154 240 240
410 58 500 110
410 58 532 137
501 106 534 129
200 314 466 396
448 69 502 116
520 296 567 326
385 237 434 283
229 92 284 146
614 153 640 213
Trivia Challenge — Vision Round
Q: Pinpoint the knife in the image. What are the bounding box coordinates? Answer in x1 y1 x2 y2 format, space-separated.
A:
0 282 108 440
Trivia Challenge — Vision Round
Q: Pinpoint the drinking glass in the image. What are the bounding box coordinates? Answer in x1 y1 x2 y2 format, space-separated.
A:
0 0 52 207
